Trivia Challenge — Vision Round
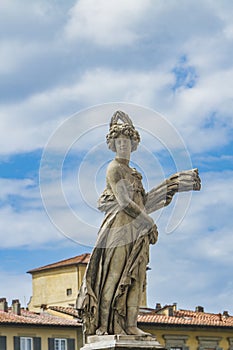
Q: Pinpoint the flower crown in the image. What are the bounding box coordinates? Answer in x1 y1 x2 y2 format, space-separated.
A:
106 111 140 152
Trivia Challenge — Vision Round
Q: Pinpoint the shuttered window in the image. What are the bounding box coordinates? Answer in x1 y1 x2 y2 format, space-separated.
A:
48 338 75 350
0 336 6 350
14 336 41 350
67 339 75 350
33 337 41 350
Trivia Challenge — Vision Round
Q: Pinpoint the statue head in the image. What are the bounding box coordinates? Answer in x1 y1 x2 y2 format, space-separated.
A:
106 111 140 152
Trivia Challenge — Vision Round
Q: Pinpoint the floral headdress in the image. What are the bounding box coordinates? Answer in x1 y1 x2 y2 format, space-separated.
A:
106 111 140 152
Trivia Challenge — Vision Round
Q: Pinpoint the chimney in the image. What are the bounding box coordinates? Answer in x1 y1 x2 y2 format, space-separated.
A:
40 304 47 314
12 299 21 315
223 311 229 317
155 303 162 310
195 306 204 313
0 298 8 312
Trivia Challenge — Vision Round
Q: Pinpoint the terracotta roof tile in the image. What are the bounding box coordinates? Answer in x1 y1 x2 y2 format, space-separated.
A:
138 308 233 328
0 309 80 326
27 253 90 273
49 306 79 318
3 304 232 329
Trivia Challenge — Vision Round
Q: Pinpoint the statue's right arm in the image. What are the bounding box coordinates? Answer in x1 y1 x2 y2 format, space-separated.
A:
106 161 154 227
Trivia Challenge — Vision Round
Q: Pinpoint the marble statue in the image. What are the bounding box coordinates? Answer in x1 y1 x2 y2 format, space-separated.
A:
76 111 201 337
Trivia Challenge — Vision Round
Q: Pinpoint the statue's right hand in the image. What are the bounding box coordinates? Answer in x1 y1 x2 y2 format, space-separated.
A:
133 212 154 230
148 224 158 244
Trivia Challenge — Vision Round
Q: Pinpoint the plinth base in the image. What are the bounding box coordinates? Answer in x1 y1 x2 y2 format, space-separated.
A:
81 334 165 350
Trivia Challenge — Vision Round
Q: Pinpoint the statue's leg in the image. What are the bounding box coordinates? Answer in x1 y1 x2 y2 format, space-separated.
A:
96 247 127 335
125 260 151 336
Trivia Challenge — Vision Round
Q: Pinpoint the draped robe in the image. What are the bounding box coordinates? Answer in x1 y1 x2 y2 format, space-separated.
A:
76 159 157 335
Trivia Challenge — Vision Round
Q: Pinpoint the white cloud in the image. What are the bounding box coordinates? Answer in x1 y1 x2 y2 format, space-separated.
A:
0 68 173 155
0 0 70 77
0 63 231 156
65 0 151 46
0 173 102 248
0 178 63 248
162 171 233 259
0 178 35 200
0 205 62 248
0 40 32 74
0 1 233 156
146 169 233 312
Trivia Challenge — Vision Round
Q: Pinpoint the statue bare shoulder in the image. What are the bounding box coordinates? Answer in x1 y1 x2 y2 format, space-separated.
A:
106 159 125 183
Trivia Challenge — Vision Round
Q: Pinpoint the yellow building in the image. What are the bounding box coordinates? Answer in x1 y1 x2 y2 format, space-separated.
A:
138 304 233 350
49 303 233 350
27 254 90 312
3 253 233 350
0 298 82 350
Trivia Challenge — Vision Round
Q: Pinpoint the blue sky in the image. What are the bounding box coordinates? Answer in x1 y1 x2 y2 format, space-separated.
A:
1 0 233 314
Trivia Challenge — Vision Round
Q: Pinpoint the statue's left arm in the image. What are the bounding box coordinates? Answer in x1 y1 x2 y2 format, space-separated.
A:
145 168 201 214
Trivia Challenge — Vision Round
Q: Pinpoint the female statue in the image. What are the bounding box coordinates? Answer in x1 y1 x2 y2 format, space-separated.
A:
77 111 200 337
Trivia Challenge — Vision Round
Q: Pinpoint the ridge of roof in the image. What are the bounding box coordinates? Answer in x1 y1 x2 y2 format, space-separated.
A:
27 253 90 274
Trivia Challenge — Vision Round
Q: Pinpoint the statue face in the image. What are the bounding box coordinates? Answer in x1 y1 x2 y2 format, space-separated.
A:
115 135 131 159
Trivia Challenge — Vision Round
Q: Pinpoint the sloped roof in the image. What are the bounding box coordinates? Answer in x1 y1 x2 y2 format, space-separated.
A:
138 308 233 328
1 306 233 329
49 306 79 318
45 306 233 329
0 309 81 327
27 253 90 274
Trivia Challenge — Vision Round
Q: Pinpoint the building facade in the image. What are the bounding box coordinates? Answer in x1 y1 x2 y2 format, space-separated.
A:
1 253 233 350
0 298 82 350
138 305 233 350
27 254 90 312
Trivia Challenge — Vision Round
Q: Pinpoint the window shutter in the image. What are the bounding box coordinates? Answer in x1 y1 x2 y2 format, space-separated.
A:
33 337 41 350
0 336 6 350
67 338 75 350
48 338 55 350
14 336 20 350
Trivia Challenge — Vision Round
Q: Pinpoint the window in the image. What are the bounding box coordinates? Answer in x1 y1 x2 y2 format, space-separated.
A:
163 335 189 350
66 288 72 296
48 338 75 350
197 337 222 350
0 336 6 350
14 336 41 350
20 337 33 350
55 338 67 350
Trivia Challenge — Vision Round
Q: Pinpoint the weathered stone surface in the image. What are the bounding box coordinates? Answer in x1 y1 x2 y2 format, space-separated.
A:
81 335 165 350
76 110 201 339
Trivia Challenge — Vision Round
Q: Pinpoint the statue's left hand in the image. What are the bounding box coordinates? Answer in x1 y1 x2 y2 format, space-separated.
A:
168 168 201 192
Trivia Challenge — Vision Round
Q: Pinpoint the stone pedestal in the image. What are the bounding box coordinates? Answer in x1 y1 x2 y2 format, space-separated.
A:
81 334 165 350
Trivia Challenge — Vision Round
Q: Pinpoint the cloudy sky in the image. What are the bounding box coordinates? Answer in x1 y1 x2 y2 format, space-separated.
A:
1 0 233 314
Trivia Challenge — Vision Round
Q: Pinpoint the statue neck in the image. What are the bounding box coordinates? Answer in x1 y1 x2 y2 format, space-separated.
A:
115 157 130 166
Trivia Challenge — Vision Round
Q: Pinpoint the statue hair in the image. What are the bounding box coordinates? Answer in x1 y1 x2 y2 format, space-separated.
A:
106 111 140 152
